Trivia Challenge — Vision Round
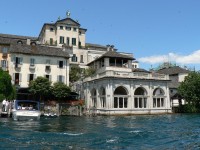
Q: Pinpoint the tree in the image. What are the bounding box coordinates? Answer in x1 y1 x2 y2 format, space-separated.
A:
0 69 14 101
84 67 96 77
69 65 82 83
178 71 200 112
29 76 52 101
52 82 71 100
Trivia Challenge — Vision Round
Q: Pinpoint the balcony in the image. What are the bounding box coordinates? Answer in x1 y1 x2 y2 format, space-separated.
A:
15 63 22 69
2 53 8 58
29 64 35 70
84 70 169 82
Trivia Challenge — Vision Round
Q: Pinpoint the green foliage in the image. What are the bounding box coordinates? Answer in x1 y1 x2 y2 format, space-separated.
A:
69 65 82 83
7 85 16 100
0 69 13 101
29 76 52 101
69 65 96 83
52 82 71 100
84 67 96 77
178 71 200 112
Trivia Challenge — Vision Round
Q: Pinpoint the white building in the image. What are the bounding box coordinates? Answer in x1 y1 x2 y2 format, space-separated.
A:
83 50 172 115
156 66 190 109
38 13 138 69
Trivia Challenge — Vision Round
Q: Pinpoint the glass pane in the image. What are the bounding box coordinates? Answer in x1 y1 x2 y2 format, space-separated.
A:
103 98 106 108
161 98 164 107
124 98 127 108
144 98 147 108
114 97 118 108
119 97 123 108
157 98 160 107
153 98 156 108
134 98 138 108
139 98 142 108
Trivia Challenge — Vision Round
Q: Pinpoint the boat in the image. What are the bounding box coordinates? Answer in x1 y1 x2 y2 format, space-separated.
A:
12 100 41 121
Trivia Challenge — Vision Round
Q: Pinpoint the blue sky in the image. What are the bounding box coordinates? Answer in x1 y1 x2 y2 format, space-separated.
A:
1 0 200 70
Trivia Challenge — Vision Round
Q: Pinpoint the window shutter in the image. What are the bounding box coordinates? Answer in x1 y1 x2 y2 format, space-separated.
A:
19 73 22 82
12 73 15 81
62 76 65 83
12 56 16 63
57 75 59 82
49 75 52 81
0 60 2 67
34 74 36 79
63 60 66 68
27 74 30 82
20 57 23 64
6 61 8 68
57 60 59 68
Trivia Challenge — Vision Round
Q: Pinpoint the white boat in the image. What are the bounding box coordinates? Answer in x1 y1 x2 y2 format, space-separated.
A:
12 100 41 121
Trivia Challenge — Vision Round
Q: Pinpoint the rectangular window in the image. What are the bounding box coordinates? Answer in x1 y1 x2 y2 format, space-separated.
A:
73 28 77 32
72 38 76 46
71 54 77 62
50 27 54 32
45 75 51 81
1 60 7 68
66 27 71 31
114 97 118 108
50 38 53 45
58 61 64 68
134 98 138 108
119 97 123 108
14 73 20 85
139 98 142 108
79 41 81 47
15 57 23 65
46 59 51 65
30 58 35 66
45 66 51 71
67 37 70 46
80 55 84 63
124 98 128 108
157 98 160 107
60 26 63 30
153 98 156 108
58 75 64 83
2 47 8 53
29 74 34 82
60 36 64 44
161 98 164 107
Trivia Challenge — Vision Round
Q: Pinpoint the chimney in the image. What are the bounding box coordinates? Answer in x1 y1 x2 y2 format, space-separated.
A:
106 44 110 51
110 45 114 51
27 39 31 45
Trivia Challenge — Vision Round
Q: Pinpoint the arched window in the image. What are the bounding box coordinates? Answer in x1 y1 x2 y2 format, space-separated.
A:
113 86 128 108
91 88 97 108
134 87 147 108
17 40 23 44
153 88 165 108
99 87 106 108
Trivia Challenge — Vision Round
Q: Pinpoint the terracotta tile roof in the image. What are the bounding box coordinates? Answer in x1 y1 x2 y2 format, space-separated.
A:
9 44 70 58
156 66 190 75
0 33 37 44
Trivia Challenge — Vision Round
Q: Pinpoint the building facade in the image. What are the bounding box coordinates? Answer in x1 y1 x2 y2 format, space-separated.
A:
83 50 171 115
156 66 190 108
38 13 138 69
0 35 70 89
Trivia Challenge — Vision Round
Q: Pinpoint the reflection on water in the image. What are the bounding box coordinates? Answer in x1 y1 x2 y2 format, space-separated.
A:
0 114 200 149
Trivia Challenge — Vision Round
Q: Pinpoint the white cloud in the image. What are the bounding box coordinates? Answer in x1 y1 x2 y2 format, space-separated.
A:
138 50 200 64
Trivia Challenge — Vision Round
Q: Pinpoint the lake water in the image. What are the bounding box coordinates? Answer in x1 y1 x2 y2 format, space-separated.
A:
0 114 200 149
